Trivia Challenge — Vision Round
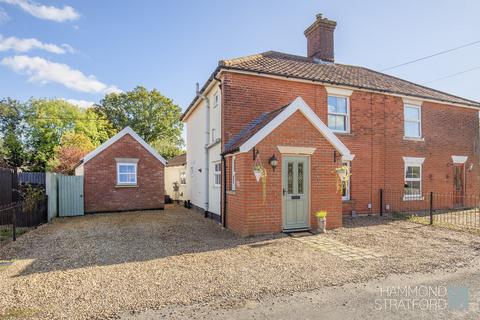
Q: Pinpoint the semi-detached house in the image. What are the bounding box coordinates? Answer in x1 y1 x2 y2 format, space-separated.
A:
182 14 480 236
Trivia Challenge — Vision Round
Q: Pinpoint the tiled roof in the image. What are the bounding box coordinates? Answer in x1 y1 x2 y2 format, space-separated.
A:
166 153 186 167
218 51 480 107
182 50 480 121
223 105 288 154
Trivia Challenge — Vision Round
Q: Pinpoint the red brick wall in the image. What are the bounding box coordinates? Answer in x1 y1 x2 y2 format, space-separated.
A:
225 111 342 236
83 134 164 213
221 71 480 223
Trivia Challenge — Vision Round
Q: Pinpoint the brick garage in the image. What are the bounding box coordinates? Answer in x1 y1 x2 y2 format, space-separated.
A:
77 127 166 213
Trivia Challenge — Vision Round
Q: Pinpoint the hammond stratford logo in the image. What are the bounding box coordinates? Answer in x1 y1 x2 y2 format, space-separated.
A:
374 286 470 312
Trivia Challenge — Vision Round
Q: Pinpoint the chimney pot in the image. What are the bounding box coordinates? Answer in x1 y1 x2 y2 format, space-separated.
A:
304 14 337 62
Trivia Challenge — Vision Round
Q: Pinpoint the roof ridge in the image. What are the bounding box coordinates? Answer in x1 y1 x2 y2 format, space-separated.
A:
357 65 480 105
219 51 270 67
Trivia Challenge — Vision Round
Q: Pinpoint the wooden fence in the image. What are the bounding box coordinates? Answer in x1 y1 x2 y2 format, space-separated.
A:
0 197 48 241
0 168 13 205
18 172 46 186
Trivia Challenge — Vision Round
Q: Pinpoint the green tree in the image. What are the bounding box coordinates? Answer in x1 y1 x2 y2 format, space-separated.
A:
0 98 28 168
96 86 184 158
48 131 95 174
25 99 114 170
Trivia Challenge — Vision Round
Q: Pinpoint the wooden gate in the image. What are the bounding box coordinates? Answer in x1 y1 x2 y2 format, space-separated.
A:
58 175 84 217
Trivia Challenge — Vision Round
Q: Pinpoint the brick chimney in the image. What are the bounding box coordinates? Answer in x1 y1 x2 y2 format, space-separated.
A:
304 14 337 62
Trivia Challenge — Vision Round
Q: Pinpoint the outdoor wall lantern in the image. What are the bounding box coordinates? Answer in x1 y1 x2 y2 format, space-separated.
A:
269 154 278 171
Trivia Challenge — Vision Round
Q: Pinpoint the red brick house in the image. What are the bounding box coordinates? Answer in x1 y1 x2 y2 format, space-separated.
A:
182 14 480 236
75 127 166 213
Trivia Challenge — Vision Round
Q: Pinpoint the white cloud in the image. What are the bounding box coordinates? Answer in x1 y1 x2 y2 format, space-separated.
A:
0 35 73 54
0 8 9 24
63 98 95 109
1 55 121 94
0 0 79 22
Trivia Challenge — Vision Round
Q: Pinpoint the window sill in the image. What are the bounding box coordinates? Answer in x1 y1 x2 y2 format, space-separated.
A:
342 199 354 204
213 185 221 188
332 131 352 135
115 184 138 188
226 190 236 195
403 137 424 142
403 196 424 201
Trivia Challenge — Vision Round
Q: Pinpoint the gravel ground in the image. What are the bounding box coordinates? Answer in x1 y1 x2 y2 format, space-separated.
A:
0 208 479 319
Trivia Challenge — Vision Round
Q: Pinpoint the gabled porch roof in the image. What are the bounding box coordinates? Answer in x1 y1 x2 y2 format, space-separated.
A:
223 97 355 161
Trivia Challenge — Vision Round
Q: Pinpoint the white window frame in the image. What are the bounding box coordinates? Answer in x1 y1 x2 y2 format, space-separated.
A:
213 162 221 187
116 162 137 185
342 161 350 201
327 95 350 133
231 156 236 191
213 91 220 108
404 104 422 139
211 128 216 143
403 157 425 201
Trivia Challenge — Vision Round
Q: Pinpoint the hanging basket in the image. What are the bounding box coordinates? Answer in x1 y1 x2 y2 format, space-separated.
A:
253 169 262 182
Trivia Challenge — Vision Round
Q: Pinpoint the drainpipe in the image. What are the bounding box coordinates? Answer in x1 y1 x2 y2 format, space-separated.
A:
222 154 227 228
196 83 210 216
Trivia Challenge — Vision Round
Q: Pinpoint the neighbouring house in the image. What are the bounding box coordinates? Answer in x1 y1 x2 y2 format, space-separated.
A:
75 127 166 213
165 153 187 202
182 14 480 236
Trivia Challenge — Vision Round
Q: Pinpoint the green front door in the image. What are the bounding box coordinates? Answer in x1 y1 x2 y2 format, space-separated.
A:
282 156 309 231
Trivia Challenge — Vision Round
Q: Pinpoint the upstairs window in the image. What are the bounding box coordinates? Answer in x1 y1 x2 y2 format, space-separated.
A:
117 163 137 185
213 162 221 187
328 96 349 133
213 91 220 108
404 105 422 138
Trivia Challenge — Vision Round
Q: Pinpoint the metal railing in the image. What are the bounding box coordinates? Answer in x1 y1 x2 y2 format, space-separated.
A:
380 189 480 233
0 196 48 241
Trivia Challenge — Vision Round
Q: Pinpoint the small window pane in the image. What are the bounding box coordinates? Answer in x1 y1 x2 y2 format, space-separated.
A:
298 162 304 194
406 166 420 179
336 97 347 113
405 121 420 137
287 162 294 194
119 165 135 173
404 106 420 121
119 174 135 183
328 96 337 113
329 115 346 131
404 181 421 195
328 96 347 114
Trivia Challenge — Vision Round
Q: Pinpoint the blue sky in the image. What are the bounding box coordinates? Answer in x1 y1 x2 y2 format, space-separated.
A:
1 0 480 111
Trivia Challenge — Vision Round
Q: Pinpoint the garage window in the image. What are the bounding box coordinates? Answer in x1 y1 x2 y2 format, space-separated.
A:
117 163 137 185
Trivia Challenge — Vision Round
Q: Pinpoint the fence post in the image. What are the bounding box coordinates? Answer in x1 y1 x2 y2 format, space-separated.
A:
379 189 383 216
12 167 19 203
429 191 433 225
12 205 17 241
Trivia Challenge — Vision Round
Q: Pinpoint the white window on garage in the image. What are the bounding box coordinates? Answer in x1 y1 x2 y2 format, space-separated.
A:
117 163 137 185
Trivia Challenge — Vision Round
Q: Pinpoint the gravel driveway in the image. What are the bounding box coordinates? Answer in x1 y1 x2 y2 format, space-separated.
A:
0 208 479 319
